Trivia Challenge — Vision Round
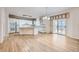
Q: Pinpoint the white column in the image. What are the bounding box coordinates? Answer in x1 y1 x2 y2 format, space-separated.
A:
0 8 9 43
34 18 39 35
50 17 53 34
43 17 50 33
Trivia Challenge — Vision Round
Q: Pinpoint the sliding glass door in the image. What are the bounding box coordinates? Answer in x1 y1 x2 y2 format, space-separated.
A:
57 19 66 35
53 19 66 35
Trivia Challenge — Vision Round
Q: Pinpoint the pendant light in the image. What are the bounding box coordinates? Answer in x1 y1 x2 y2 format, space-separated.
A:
44 7 50 20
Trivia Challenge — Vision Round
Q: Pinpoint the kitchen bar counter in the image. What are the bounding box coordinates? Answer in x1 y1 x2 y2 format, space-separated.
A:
19 27 38 35
19 27 34 35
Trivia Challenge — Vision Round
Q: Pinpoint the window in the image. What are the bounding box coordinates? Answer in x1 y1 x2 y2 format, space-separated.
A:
19 20 32 27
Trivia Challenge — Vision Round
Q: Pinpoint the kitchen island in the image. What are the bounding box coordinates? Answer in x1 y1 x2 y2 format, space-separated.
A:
19 26 38 35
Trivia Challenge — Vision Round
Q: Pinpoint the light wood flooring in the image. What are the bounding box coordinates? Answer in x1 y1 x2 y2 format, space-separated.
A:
0 34 79 52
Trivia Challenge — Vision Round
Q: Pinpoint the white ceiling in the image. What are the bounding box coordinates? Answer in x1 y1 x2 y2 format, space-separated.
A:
8 7 71 18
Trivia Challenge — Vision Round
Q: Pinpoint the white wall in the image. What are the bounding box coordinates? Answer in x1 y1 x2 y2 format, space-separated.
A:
66 8 79 39
0 8 9 43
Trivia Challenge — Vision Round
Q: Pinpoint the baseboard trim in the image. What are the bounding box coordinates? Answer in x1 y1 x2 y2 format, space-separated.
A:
66 35 79 41
0 34 9 44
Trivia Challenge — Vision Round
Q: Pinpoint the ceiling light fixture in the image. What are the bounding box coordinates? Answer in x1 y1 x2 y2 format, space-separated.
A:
44 7 50 20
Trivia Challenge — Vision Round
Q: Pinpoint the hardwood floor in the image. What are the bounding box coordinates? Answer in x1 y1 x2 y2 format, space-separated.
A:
0 34 79 52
